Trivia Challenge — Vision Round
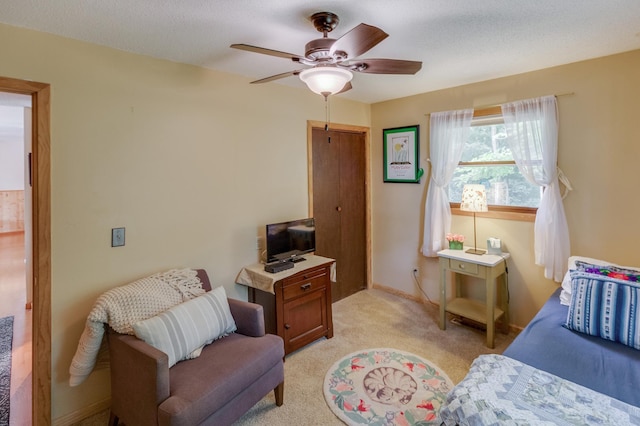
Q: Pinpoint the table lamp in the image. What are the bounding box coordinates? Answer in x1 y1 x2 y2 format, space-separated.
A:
460 184 488 255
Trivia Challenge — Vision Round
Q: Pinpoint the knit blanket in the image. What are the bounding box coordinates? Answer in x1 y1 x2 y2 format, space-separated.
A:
69 268 205 386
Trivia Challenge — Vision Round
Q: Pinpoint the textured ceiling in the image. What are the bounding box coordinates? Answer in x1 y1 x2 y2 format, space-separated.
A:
1 0 640 103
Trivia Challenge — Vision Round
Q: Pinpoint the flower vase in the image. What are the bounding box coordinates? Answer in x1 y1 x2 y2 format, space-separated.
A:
449 241 463 250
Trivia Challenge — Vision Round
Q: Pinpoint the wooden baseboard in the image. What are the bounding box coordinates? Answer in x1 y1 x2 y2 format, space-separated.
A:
372 282 428 304
371 283 523 334
53 398 110 426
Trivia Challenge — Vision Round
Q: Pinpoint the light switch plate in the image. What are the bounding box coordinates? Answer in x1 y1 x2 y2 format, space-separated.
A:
111 227 125 247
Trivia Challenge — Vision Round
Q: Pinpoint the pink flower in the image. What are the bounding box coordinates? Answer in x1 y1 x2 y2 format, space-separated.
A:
357 399 370 412
395 413 410 426
335 382 352 392
424 412 437 421
417 400 434 410
446 233 465 242
424 378 442 388
351 362 364 371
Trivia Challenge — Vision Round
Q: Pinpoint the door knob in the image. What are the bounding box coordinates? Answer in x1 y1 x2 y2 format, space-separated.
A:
284 324 291 330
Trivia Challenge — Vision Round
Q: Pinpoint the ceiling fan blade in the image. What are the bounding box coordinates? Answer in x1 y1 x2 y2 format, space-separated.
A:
336 81 353 95
329 24 388 59
231 44 305 62
250 69 304 84
349 58 422 75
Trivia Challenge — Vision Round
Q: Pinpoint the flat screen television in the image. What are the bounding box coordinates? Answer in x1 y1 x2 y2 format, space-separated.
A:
266 218 316 263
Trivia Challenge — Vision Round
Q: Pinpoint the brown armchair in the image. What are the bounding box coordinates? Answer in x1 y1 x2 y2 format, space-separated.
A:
107 277 284 426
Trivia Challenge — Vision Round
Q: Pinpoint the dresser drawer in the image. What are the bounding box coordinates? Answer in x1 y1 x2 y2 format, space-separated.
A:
448 259 479 275
282 266 326 286
282 270 327 301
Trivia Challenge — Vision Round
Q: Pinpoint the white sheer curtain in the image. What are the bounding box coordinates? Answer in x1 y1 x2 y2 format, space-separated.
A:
421 109 474 257
501 95 570 282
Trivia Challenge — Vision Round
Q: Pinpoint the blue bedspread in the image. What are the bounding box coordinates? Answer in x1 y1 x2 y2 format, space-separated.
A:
503 288 640 407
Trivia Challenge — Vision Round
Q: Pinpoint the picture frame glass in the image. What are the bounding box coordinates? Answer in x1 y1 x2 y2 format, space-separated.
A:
383 125 421 183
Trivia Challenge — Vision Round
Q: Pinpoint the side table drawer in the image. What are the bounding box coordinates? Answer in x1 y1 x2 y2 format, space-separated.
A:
282 273 327 301
448 259 479 275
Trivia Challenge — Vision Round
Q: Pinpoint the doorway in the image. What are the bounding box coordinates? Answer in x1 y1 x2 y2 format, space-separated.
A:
307 121 371 302
0 93 32 424
0 76 51 425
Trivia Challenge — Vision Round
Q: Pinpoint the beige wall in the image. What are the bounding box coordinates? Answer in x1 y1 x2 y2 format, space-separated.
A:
0 23 371 421
371 49 640 328
3 19 640 422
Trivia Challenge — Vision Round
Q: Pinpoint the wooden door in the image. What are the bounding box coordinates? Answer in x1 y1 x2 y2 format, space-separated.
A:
312 127 366 302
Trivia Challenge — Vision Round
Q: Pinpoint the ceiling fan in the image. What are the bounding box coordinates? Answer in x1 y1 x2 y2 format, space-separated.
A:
230 12 422 97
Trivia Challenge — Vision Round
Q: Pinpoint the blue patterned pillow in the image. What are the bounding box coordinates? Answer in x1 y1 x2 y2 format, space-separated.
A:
566 271 640 350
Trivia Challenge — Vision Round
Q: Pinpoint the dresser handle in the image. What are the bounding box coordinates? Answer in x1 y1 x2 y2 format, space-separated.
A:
459 263 465 269
284 324 291 329
301 283 312 291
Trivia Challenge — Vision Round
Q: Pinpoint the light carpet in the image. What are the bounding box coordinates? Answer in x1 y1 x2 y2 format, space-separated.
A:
324 348 453 425
73 289 516 425
0 315 14 426
233 289 516 425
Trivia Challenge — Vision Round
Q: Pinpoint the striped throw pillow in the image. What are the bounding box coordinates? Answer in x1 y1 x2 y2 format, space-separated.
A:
133 285 237 367
566 271 640 350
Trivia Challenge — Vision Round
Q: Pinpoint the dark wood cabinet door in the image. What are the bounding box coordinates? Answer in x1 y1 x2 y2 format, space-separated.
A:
312 128 366 302
283 289 328 354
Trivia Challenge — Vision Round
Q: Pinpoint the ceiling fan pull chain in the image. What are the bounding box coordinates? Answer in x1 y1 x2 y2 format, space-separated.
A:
324 94 330 131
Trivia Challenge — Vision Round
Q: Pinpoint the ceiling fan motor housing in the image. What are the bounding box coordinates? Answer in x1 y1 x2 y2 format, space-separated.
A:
305 38 342 61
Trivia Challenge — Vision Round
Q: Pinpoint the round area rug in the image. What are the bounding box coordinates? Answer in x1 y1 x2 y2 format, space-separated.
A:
324 348 453 425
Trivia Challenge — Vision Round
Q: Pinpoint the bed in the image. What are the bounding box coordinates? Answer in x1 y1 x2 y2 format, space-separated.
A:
439 256 640 425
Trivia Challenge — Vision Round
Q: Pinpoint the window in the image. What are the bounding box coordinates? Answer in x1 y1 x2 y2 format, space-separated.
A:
449 107 540 217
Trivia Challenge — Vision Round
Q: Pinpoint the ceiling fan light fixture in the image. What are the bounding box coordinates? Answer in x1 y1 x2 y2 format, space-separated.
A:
299 67 353 96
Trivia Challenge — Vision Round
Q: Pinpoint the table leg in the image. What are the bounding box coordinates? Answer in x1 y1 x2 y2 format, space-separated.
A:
500 273 510 333
439 259 447 330
486 276 495 349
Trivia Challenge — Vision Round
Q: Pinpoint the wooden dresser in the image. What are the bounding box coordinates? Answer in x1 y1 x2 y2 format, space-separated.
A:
236 255 335 355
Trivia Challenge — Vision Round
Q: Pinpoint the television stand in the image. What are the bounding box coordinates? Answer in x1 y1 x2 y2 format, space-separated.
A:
236 255 335 355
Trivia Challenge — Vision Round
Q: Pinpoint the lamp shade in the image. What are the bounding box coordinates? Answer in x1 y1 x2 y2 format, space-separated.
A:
460 184 488 213
299 67 353 96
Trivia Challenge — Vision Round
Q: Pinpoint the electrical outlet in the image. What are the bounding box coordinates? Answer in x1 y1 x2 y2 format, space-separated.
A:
111 227 125 247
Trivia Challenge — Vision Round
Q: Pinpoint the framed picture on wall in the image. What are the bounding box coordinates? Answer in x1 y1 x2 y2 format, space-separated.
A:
383 125 422 183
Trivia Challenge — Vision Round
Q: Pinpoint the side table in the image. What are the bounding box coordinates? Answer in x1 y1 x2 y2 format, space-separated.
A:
437 249 510 348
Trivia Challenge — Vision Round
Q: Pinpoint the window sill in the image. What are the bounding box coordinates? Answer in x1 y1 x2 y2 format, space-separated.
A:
450 206 536 222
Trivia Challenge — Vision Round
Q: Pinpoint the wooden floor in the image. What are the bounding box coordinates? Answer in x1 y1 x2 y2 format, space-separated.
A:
0 232 32 425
